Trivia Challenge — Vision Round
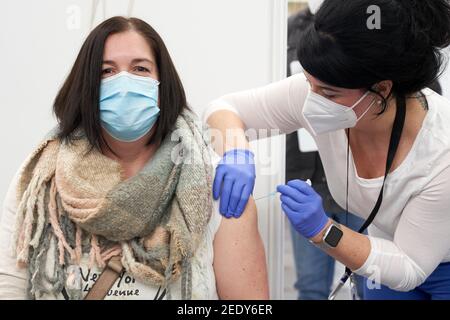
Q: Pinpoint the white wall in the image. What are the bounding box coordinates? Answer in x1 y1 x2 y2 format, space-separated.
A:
0 0 288 298
440 47 450 99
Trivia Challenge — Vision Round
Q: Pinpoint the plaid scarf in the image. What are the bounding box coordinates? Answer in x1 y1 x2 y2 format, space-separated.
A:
13 110 213 300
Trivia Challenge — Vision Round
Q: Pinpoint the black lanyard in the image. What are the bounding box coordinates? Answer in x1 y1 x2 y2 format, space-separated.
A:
330 95 407 299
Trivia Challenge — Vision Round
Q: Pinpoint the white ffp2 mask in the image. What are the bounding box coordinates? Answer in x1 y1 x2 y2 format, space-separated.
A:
302 90 376 136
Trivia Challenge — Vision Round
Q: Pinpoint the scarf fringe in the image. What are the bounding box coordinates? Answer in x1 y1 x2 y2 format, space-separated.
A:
89 234 106 269
14 174 43 264
48 178 76 265
29 182 47 248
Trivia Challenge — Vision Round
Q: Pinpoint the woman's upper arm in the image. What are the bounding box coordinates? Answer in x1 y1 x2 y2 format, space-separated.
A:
213 197 269 299
394 166 450 278
205 74 309 137
0 168 28 299
354 166 450 291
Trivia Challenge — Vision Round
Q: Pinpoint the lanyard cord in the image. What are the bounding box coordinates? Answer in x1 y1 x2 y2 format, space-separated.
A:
346 128 350 227
337 95 407 293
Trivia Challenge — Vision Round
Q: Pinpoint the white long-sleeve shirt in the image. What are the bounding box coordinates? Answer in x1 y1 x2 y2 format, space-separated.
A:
205 73 450 292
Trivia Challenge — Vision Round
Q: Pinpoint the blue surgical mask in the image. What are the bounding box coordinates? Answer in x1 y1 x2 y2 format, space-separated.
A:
99 71 160 142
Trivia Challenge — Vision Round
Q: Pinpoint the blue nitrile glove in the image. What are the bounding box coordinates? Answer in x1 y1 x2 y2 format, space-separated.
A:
277 179 329 239
213 149 256 218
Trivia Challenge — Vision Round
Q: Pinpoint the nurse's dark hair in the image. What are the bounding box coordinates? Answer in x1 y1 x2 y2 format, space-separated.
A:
53 16 187 150
297 0 450 112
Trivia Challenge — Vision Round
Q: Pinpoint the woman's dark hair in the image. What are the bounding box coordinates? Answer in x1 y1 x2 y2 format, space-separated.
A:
287 8 314 76
297 0 450 111
53 16 187 150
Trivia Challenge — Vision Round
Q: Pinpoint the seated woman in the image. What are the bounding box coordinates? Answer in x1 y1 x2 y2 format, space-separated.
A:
0 16 268 300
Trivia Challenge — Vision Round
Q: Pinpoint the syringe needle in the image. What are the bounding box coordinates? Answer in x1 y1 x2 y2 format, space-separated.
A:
255 180 311 201
254 191 277 201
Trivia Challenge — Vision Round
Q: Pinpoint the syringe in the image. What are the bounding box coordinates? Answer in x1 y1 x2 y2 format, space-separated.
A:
254 179 312 201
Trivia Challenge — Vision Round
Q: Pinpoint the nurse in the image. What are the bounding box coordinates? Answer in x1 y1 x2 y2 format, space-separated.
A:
204 0 450 299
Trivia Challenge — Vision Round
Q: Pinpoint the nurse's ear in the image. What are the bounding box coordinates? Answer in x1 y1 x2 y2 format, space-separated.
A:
372 80 393 100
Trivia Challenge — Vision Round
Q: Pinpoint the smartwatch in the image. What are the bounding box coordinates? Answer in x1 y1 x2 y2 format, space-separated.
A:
310 221 343 250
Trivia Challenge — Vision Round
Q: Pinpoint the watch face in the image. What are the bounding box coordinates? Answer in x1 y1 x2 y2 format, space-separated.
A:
324 225 343 247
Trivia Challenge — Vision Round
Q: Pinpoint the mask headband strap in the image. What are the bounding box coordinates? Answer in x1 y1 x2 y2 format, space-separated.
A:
355 96 377 122
350 91 370 109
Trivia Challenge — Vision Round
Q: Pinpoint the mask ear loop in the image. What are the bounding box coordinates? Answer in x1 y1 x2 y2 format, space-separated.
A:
355 96 378 122
350 92 370 109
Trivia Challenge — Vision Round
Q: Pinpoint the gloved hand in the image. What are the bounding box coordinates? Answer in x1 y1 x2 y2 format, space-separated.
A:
213 149 256 218
277 179 329 239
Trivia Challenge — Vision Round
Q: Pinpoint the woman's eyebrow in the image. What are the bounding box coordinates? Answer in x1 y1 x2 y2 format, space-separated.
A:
318 84 340 92
305 74 340 92
102 60 117 66
131 58 155 66
102 59 155 66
